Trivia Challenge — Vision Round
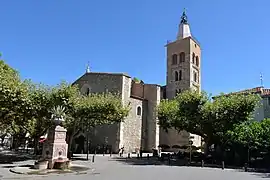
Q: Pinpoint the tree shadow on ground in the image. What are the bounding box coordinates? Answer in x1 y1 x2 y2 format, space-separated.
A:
110 157 187 166
252 173 270 178
0 151 33 164
70 155 91 161
1 164 32 169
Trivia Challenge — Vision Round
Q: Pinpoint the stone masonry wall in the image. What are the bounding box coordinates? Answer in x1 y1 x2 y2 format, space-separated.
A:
122 97 143 152
120 76 143 153
143 84 160 151
74 73 125 153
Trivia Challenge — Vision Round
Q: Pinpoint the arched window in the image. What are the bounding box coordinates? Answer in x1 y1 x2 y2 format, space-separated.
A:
192 53 195 64
180 52 185 63
172 54 177 65
81 84 91 96
137 106 142 116
179 70 182 80
196 56 199 66
86 88 91 96
175 71 179 81
193 71 197 82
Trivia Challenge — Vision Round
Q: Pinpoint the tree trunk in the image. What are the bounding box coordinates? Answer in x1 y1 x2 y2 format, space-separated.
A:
67 131 76 158
33 137 39 156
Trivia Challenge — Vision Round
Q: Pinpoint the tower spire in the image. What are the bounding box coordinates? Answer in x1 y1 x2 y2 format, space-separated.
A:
86 61 90 73
177 8 192 40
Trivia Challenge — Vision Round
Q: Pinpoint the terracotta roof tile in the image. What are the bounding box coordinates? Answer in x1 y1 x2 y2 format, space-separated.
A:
213 86 270 99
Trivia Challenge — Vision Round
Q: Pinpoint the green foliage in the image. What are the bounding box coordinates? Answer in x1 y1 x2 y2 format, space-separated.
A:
51 106 66 119
76 93 130 127
158 90 261 146
26 83 53 138
0 60 31 134
133 77 141 83
227 120 263 149
158 99 178 132
0 58 129 150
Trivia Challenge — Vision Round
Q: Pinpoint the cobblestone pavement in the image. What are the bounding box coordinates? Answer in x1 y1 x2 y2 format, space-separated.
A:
0 154 268 180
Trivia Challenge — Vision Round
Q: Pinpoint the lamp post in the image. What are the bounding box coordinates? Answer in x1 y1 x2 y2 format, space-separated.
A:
104 137 108 156
86 120 90 161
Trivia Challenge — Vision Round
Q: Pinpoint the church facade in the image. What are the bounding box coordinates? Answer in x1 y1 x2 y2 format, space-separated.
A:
72 10 202 153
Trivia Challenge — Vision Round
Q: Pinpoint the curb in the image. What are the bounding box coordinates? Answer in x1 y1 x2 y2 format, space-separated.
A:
9 167 91 176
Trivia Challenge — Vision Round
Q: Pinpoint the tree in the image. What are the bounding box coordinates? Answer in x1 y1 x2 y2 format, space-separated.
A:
227 120 263 149
158 90 261 150
209 93 261 145
0 60 32 148
50 82 130 155
26 82 53 153
158 90 209 138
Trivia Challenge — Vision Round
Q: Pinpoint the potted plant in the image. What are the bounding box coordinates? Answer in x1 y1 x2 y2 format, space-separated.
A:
51 106 66 124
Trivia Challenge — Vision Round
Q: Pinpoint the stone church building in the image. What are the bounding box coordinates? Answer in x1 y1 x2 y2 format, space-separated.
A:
72 10 202 153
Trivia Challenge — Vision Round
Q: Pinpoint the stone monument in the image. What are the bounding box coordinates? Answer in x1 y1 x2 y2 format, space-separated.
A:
34 106 69 169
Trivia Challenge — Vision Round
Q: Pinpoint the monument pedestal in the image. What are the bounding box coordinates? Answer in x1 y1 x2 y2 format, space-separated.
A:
40 125 69 169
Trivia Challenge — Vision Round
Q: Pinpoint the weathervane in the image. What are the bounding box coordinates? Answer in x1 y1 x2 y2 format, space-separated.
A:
181 8 188 24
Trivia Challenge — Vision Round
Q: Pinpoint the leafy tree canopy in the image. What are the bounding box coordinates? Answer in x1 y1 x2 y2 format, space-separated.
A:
158 90 261 145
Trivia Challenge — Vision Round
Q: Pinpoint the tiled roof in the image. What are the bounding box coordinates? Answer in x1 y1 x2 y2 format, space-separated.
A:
213 86 270 99
233 87 263 94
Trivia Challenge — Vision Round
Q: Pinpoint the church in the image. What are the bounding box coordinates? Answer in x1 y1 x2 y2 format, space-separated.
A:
72 10 202 153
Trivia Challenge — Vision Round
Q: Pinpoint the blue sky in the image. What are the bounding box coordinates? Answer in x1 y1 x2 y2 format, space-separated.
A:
1 0 270 96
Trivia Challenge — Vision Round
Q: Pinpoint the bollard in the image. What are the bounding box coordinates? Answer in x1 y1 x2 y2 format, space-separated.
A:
110 150 112 157
103 151 105 156
244 163 248 172
222 161 225 170
137 154 140 159
168 155 171 165
92 155 95 163
128 153 131 158
201 160 204 167
147 154 149 160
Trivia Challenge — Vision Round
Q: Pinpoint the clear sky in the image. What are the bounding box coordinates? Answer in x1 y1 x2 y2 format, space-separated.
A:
1 0 269 96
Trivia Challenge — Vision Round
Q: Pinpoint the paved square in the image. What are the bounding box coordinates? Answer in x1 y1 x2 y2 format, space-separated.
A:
0 155 268 180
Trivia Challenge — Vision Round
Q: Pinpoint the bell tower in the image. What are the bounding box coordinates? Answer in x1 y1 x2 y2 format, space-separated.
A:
160 9 202 148
166 9 201 99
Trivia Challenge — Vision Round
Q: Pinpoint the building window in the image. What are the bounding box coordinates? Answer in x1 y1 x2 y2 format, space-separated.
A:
179 70 182 80
194 44 197 48
175 71 179 81
86 88 91 95
196 56 199 66
180 52 185 63
137 106 142 116
192 53 195 64
193 71 197 82
175 89 182 96
172 54 177 65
